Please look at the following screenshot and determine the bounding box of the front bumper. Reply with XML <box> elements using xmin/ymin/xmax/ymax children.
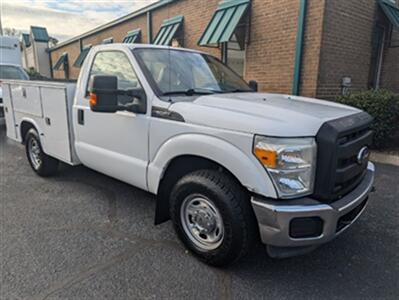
<box><xmin>252</xmin><ymin>162</ymin><xmax>375</xmax><ymax>256</ymax></box>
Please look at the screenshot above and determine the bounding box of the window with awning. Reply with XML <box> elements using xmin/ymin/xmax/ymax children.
<box><xmin>73</xmin><ymin>45</ymin><xmax>92</xmax><ymax>68</ymax></box>
<box><xmin>198</xmin><ymin>0</ymin><xmax>250</xmax><ymax>47</ymax></box>
<box><xmin>53</xmin><ymin>53</ymin><xmax>68</xmax><ymax>70</ymax></box>
<box><xmin>22</xmin><ymin>34</ymin><xmax>31</xmax><ymax>48</ymax></box>
<box><xmin>379</xmin><ymin>0</ymin><xmax>399</xmax><ymax>28</ymax></box>
<box><xmin>153</xmin><ymin>15</ymin><xmax>184</xmax><ymax>46</ymax></box>
<box><xmin>102</xmin><ymin>38</ymin><xmax>113</xmax><ymax>44</ymax></box>
<box><xmin>123</xmin><ymin>29</ymin><xmax>141</xmax><ymax>43</ymax></box>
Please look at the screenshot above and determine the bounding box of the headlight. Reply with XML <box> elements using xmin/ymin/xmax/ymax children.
<box><xmin>253</xmin><ymin>136</ymin><xmax>317</xmax><ymax>198</ymax></box>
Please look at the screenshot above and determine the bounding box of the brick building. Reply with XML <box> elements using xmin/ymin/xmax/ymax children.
<box><xmin>49</xmin><ymin>0</ymin><xmax>399</xmax><ymax>99</ymax></box>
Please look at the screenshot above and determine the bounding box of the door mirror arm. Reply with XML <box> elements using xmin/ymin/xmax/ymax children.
<box><xmin>118</xmin><ymin>101</ymin><xmax>142</xmax><ymax>114</ymax></box>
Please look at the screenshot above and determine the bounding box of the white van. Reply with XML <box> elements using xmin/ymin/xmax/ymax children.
<box><xmin>0</xmin><ymin>36</ymin><xmax>23</xmax><ymax>66</ymax></box>
<box><xmin>0</xmin><ymin>36</ymin><xmax>29</xmax><ymax>120</ymax></box>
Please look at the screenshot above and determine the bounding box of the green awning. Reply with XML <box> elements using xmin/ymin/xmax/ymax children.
<box><xmin>153</xmin><ymin>15</ymin><xmax>184</xmax><ymax>45</ymax></box>
<box><xmin>53</xmin><ymin>53</ymin><xmax>68</xmax><ymax>70</ymax></box>
<box><xmin>31</xmin><ymin>26</ymin><xmax>49</xmax><ymax>42</ymax></box>
<box><xmin>379</xmin><ymin>0</ymin><xmax>399</xmax><ymax>27</ymax></box>
<box><xmin>123</xmin><ymin>29</ymin><xmax>141</xmax><ymax>43</ymax></box>
<box><xmin>198</xmin><ymin>0</ymin><xmax>250</xmax><ymax>46</ymax></box>
<box><xmin>73</xmin><ymin>45</ymin><xmax>92</xmax><ymax>68</ymax></box>
<box><xmin>102</xmin><ymin>37</ymin><xmax>113</xmax><ymax>44</ymax></box>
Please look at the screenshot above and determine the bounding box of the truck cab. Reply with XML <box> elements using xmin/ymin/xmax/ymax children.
<box><xmin>3</xmin><ymin>44</ymin><xmax>375</xmax><ymax>266</ymax></box>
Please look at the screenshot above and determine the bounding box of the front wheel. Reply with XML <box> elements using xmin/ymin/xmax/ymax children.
<box><xmin>170</xmin><ymin>170</ymin><xmax>258</xmax><ymax>266</ymax></box>
<box><xmin>25</xmin><ymin>128</ymin><xmax>59</xmax><ymax>177</ymax></box>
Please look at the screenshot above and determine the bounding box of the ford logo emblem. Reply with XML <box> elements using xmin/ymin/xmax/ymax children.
<box><xmin>357</xmin><ymin>146</ymin><xmax>370</xmax><ymax>165</ymax></box>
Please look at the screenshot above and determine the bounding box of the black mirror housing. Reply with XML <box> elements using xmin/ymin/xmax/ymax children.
<box><xmin>249</xmin><ymin>80</ymin><xmax>258</xmax><ymax>92</ymax></box>
<box><xmin>89</xmin><ymin>75</ymin><xmax>147</xmax><ymax>114</ymax></box>
<box><xmin>89</xmin><ymin>75</ymin><xmax>119</xmax><ymax>113</ymax></box>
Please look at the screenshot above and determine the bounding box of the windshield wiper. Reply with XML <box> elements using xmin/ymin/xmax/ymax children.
<box><xmin>162</xmin><ymin>88</ymin><xmax>219</xmax><ymax>96</ymax></box>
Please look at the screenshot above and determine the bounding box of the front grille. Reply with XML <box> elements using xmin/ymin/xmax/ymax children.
<box><xmin>336</xmin><ymin>197</ymin><xmax>368</xmax><ymax>232</ymax></box>
<box><xmin>313</xmin><ymin>112</ymin><xmax>373</xmax><ymax>202</ymax></box>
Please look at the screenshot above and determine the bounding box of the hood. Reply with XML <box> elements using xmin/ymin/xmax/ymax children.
<box><xmin>170</xmin><ymin>93</ymin><xmax>361</xmax><ymax>137</ymax></box>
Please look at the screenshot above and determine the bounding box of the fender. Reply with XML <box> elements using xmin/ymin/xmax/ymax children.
<box><xmin>18</xmin><ymin>117</ymin><xmax>54</xmax><ymax>157</ymax></box>
<box><xmin>147</xmin><ymin>133</ymin><xmax>277</xmax><ymax>199</ymax></box>
<box><xmin>19</xmin><ymin>117</ymin><xmax>42</xmax><ymax>141</ymax></box>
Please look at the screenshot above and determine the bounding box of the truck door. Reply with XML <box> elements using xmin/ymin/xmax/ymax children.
<box><xmin>73</xmin><ymin>50</ymin><xmax>149</xmax><ymax>191</ymax></box>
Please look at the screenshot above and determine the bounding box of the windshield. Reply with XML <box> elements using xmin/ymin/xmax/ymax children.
<box><xmin>0</xmin><ymin>65</ymin><xmax>29</xmax><ymax>80</ymax></box>
<box><xmin>134</xmin><ymin>48</ymin><xmax>252</xmax><ymax>97</ymax></box>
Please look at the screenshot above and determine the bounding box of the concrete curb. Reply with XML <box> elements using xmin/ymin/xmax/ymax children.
<box><xmin>371</xmin><ymin>152</ymin><xmax>399</xmax><ymax>167</ymax></box>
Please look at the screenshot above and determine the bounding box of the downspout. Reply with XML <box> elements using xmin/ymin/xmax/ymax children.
<box><xmin>292</xmin><ymin>0</ymin><xmax>307</xmax><ymax>96</ymax></box>
<box><xmin>147</xmin><ymin>11</ymin><xmax>153</xmax><ymax>43</ymax></box>
<box><xmin>48</xmin><ymin>49</ymin><xmax>54</xmax><ymax>79</ymax></box>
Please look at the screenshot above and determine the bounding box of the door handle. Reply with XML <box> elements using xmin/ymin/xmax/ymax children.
<box><xmin>78</xmin><ymin>109</ymin><xmax>84</xmax><ymax>125</ymax></box>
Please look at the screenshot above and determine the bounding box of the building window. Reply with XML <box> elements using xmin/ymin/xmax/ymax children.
<box><xmin>53</xmin><ymin>52</ymin><xmax>69</xmax><ymax>78</ymax></box>
<box><xmin>73</xmin><ymin>45</ymin><xmax>92</xmax><ymax>68</ymax></box>
<box><xmin>153</xmin><ymin>15</ymin><xmax>184</xmax><ymax>46</ymax></box>
<box><xmin>123</xmin><ymin>29</ymin><xmax>141</xmax><ymax>44</ymax></box>
<box><xmin>223</xmin><ymin>34</ymin><xmax>246</xmax><ymax>77</ymax></box>
<box><xmin>198</xmin><ymin>0</ymin><xmax>250</xmax><ymax>78</ymax></box>
<box><xmin>369</xmin><ymin>25</ymin><xmax>386</xmax><ymax>89</ymax></box>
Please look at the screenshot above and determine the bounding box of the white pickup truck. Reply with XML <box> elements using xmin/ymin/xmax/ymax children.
<box><xmin>2</xmin><ymin>44</ymin><xmax>375</xmax><ymax>266</ymax></box>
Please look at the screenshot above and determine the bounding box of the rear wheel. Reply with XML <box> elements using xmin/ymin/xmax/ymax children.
<box><xmin>170</xmin><ymin>169</ymin><xmax>258</xmax><ymax>266</ymax></box>
<box><xmin>25</xmin><ymin>128</ymin><xmax>59</xmax><ymax>176</ymax></box>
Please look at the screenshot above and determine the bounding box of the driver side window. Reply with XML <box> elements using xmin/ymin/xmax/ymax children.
<box><xmin>88</xmin><ymin>51</ymin><xmax>141</xmax><ymax>105</ymax></box>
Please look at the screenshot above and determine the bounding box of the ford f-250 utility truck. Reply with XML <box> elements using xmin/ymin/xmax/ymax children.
<box><xmin>2</xmin><ymin>44</ymin><xmax>375</xmax><ymax>266</ymax></box>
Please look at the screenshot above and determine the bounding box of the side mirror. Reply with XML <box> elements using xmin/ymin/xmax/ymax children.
<box><xmin>89</xmin><ymin>75</ymin><xmax>119</xmax><ymax>113</ymax></box>
<box><xmin>89</xmin><ymin>75</ymin><xmax>147</xmax><ymax>114</ymax></box>
<box><xmin>249</xmin><ymin>80</ymin><xmax>258</xmax><ymax>92</ymax></box>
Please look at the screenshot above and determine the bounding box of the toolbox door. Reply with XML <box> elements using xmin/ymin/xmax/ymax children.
<box><xmin>40</xmin><ymin>87</ymin><xmax>73</xmax><ymax>163</ymax></box>
<box><xmin>2</xmin><ymin>83</ymin><xmax>18</xmax><ymax>140</ymax></box>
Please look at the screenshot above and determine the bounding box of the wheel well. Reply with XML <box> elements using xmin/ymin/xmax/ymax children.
<box><xmin>20</xmin><ymin>121</ymin><xmax>36</xmax><ymax>143</ymax></box>
<box><xmin>155</xmin><ymin>155</ymin><xmax>245</xmax><ymax>225</ymax></box>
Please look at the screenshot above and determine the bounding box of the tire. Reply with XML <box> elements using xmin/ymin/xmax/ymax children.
<box><xmin>25</xmin><ymin>128</ymin><xmax>59</xmax><ymax>177</ymax></box>
<box><xmin>170</xmin><ymin>169</ymin><xmax>258</xmax><ymax>266</ymax></box>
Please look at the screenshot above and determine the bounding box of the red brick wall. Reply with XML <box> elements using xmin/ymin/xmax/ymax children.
<box><xmin>151</xmin><ymin>0</ymin><xmax>221</xmax><ymax>57</ymax></box>
<box><xmin>316</xmin><ymin>0</ymin><xmax>378</xmax><ymax>99</ymax></box>
<box><xmin>299</xmin><ymin>0</ymin><xmax>326</xmax><ymax>97</ymax></box>
<box><xmin>51</xmin><ymin>41</ymin><xmax>80</xmax><ymax>79</ymax></box>
<box><xmin>245</xmin><ymin>0</ymin><xmax>300</xmax><ymax>94</ymax></box>
<box><xmin>316</xmin><ymin>0</ymin><xmax>399</xmax><ymax>99</ymax></box>
<box><xmin>82</xmin><ymin>14</ymin><xmax>148</xmax><ymax>46</ymax></box>
<box><xmin>49</xmin><ymin>0</ymin><xmax>398</xmax><ymax>97</ymax></box>
<box><xmin>49</xmin><ymin>0</ymin><xmax>324</xmax><ymax>94</ymax></box>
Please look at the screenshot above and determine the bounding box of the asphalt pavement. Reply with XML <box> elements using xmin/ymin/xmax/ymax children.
<box><xmin>1</xmin><ymin>124</ymin><xmax>398</xmax><ymax>299</ymax></box>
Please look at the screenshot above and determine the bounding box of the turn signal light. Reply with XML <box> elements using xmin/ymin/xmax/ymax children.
<box><xmin>254</xmin><ymin>148</ymin><xmax>277</xmax><ymax>168</ymax></box>
<box><xmin>89</xmin><ymin>92</ymin><xmax>97</xmax><ymax>107</ymax></box>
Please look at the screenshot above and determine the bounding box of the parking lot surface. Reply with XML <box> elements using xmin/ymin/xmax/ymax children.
<box><xmin>1</xmin><ymin>125</ymin><xmax>398</xmax><ymax>299</ymax></box>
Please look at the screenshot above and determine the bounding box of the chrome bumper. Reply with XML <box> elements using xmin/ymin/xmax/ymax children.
<box><xmin>252</xmin><ymin>162</ymin><xmax>375</xmax><ymax>252</ymax></box>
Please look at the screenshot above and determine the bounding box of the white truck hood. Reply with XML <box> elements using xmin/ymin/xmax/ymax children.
<box><xmin>170</xmin><ymin>93</ymin><xmax>361</xmax><ymax>137</ymax></box>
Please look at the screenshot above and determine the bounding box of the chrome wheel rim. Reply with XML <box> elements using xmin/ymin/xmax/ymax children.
<box><xmin>180</xmin><ymin>194</ymin><xmax>224</xmax><ymax>251</ymax></box>
<box><xmin>28</xmin><ymin>138</ymin><xmax>42</xmax><ymax>170</ymax></box>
